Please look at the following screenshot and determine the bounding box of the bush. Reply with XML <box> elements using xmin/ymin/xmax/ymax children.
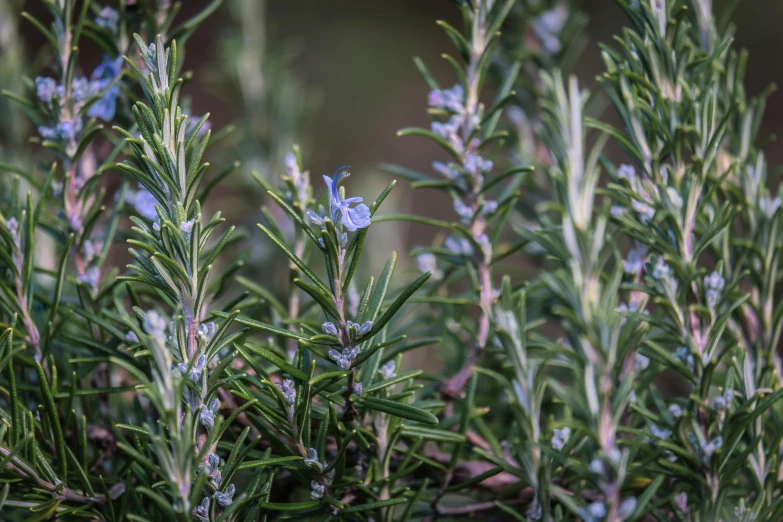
<box><xmin>0</xmin><ymin>0</ymin><xmax>779</xmax><ymax>520</ymax></box>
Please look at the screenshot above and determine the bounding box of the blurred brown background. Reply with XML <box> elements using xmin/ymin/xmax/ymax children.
<box><xmin>182</xmin><ymin>0</ymin><xmax>783</xmax><ymax>243</ymax></box>
<box><xmin>11</xmin><ymin>0</ymin><xmax>783</xmax><ymax>245</ymax></box>
<box><xmin>6</xmin><ymin>0</ymin><xmax>781</xmax><ymax>278</ymax></box>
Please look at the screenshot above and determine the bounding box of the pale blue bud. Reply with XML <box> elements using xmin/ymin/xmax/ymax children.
<box><xmin>380</xmin><ymin>360</ymin><xmax>396</xmax><ymax>380</ymax></box>
<box><xmin>215</xmin><ymin>484</ymin><xmax>235</xmax><ymax>506</ymax></box>
<box><xmin>200</xmin><ymin>407</ymin><xmax>214</xmax><ymax>429</ymax></box>
<box><xmin>95</xmin><ymin>7</ymin><xmax>120</xmax><ymax>32</ymax></box>
<box><xmin>322</xmin><ymin>322</ymin><xmax>338</xmax><ymax>336</ymax></box>
<box><xmin>310</xmin><ymin>481</ymin><xmax>325</xmax><ymax>500</ymax></box>
<box><xmin>551</xmin><ymin>427</ymin><xmax>570</xmax><ymax>450</ymax></box>
<box><xmin>307</xmin><ymin>211</ymin><xmax>324</xmax><ymax>225</ymax></box>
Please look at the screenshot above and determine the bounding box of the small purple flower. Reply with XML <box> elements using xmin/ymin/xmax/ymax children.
<box><xmin>701</xmin><ymin>435</ymin><xmax>723</xmax><ymax>457</ymax></box>
<box><xmin>182</xmin><ymin>355</ymin><xmax>207</xmax><ymax>382</ymax></box>
<box><xmin>532</xmin><ymin>6</ymin><xmax>568</xmax><ymax>55</ymax></box>
<box><xmin>380</xmin><ymin>360</ymin><xmax>396</xmax><ymax>380</ymax></box>
<box><xmin>92</xmin><ymin>55</ymin><xmax>123</xmax><ymax>86</ymax></box>
<box><xmin>38</xmin><ymin>126</ymin><xmax>59</xmax><ymax>141</ymax></box>
<box><xmin>71</xmin><ymin>77</ymin><xmax>96</xmax><ymax>106</ymax></box>
<box><xmin>215</xmin><ymin>484</ymin><xmax>235</xmax><ymax>507</ymax></box>
<box><xmin>39</xmin><ymin>118</ymin><xmax>83</xmax><ymax>144</ymax></box>
<box><xmin>276</xmin><ymin>379</ymin><xmax>296</xmax><ymax>404</ymax></box>
<box><xmin>618</xmin><ymin>498</ymin><xmax>637</xmax><ymax>519</ymax></box>
<box><xmin>125</xmin><ymin>331</ymin><xmax>139</xmax><ymax>343</ymax></box>
<box><xmin>285</xmin><ymin>152</ymin><xmax>299</xmax><ymax>175</ymax></box>
<box><xmin>192</xmin><ymin>496</ymin><xmax>210</xmax><ymax>522</ymax></box>
<box><xmin>346</xmin><ymin>320</ymin><xmax>373</xmax><ymax>337</ymax></box>
<box><xmin>674</xmin><ymin>346</ymin><xmax>695</xmax><ymax>372</ymax></box>
<box><xmin>77</xmin><ymin>267</ymin><xmax>101</xmax><ymax>291</ymax></box>
<box><xmin>464</xmin><ymin>153</ymin><xmax>493</xmax><ymax>178</ymax></box>
<box><xmin>82</xmin><ymin>240</ymin><xmax>101</xmax><ymax>262</ymax></box>
<box><xmin>197</xmin><ymin>322</ymin><xmax>217</xmax><ymax>343</ymax></box>
<box><xmin>481</xmin><ymin>200</ymin><xmax>498</xmax><ymax>215</ymax></box>
<box><xmin>623</xmin><ymin>245</ymin><xmax>646</xmax><ymax>274</ymax></box>
<box><xmin>634</xmin><ymin>353</ymin><xmax>649</xmax><ymax>371</ymax></box>
<box><xmin>57</xmin><ymin>118</ymin><xmax>83</xmax><ymax>142</ymax></box>
<box><xmin>307</xmin><ymin>211</ymin><xmax>324</xmax><ymax>226</ymax></box>
<box><xmin>444</xmin><ymin>236</ymin><xmax>472</xmax><ymax>255</ymax></box>
<box><xmin>551</xmin><ymin>427</ymin><xmax>570</xmax><ymax>451</ymax></box>
<box><xmin>416</xmin><ymin>253</ymin><xmax>442</xmax><ymax>280</ymax></box>
<box><xmin>186</xmin><ymin>112</ymin><xmax>211</xmax><ymax>137</ymax></box>
<box><xmin>704</xmin><ymin>271</ymin><xmax>725</xmax><ymax>310</ymax></box>
<box><xmin>328</xmin><ymin>347</ymin><xmax>358</xmax><ymax>369</ymax></box>
<box><xmin>453</xmin><ymin>199</ymin><xmax>473</xmax><ymax>223</ymax></box>
<box><xmin>180</xmin><ymin>219</ymin><xmax>195</xmax><ymax>241</ymax></box>
<box><xmin>617</xmin><ymin>163</ymin><xmax>636</xmax><ymax>182</ymax></box>
<box><xmin>610</xmin><ymin>205</ymin><xmax>625</xmax><ymax>218</ymax></box>
<box><xmin>650</xmin><ymin>424</ymin><xmax>671</xmax><ymax>440</ymax></box>
<box><xmin>674</xmin><ymin>492</ymin><xmax>688</xmax><ymax>513</ymax></box>
<box><xmin>143</xmin><ymin>310</ymin><xmax>167</xmax><ymax>338</ymax></box>
<box><xmin>760</xmin><ymin>195</ymin><xmax>782</xmax><ymax>219</ymax></box>
<box><xmin>526</xmin><ymin>497</ymin><xmax>542</xmax><ymax>521</ymax></box>
<box><xmin>323</xmin><ymin>167</ymin><xmax>371</xmax><ymax>232</ymax></box>
<box><xmin>431</xmin><ymin>115</ymin><xmax>461</xmax><ymax>140</ymax></box>
<box><xmin>87</xmin><ymin>55</ymin><xmax>123</xmax><ymax>120</ymax></box>
<box><xmin>199</xmin><ymin>398</ymin><xmax>220</xmax><ymax>429</ymax></box>
<box><xmin>578</xmin><ymin>501</ymin><xmax>607</xmax><ymax>522</ymax></box>
<box><xmin>128</xmin><ymin>187</ymin><xmax>158</xmax><ymax>220</ymax></box>
<box><xmin>632</xmin><ymin>200</ymin><xmax>655</xmax><ymax>223</ymax></box>
<box><xmin>304</xmin><ymin>448</ymin><xmax>322</xmax><ymax>470</ymax></box>
<box><xmin>310</xmin><ymin>481</ymin><xmax>325</xmax><ymax>500</ymax></box>
<box><xmin>6</xmin><ymin>217</ymin><xmax>18</xmax><ymax>235</ymax></box>
<box><xmin>35</xmin><ymin>77</ymin><xmax>57</xmax><ymax>103</ymax></box>
<box><xmin>427</xmin><ymin>89</ymin><xmax>445</xmax><ymax>107</ymax></box>
<box><xmin>322</xmin><ymin>322</ymin><xmax>338</xmax><ymax>336</ymax></box>
<box><xmin>95</xmin><ymin>7</ymin><xmax>120</xmax><ymax>32</ymax></box>
<box><xmin>432</xmin><ymin>161</ymin><xmax>459</xmax><ymax>180</ymax></box>
<box><xmin>427</xmin><ymin>84</ymin><xmax>464</xmax><ymax>112</ymax></box>
<box><xmin>88</xmin><ymin>86</ymin><xmax>120</xmax><ymax>121</ymax></box>
<box><xmin>713</xmin><ymin>389</ymin><xmax>732</xmax><ymax>411</ymax></box>
<box><xmin>69</xmin><ymin>213</ymin><xmax>83</xmax><ymax>232</ymax></box>
<box><xmin>589</xmin><ymin>458</ymin><xmax>604</xmax><ymax>475</ymax></box>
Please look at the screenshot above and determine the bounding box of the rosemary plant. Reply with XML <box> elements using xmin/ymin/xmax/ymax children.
<box><xmin>2</xmin><ymin>0</ymin><xmax>783</xmax><ymax>521</ymax></box>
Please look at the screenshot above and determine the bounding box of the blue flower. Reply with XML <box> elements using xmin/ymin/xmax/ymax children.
<box><xmin>87</xmin><ymin>55</ymin><xmax>123</xmax><ymax>120</ymax></box>
<box><xmin>127</xmin><ymin>187</ymin><xmax>158</xmax><ymax>220</ymax></box>
<box><xmin>35</xmin><ymin>77</ymin><xmax>57</xmax><ymax>103</ymax></box>
<box><xmin>77</xmin><ymin>267</ymin><xmax>101</xmax><ymax>291</ymax></box>
<box><xmin>38</xmin><ymin>125</ymin><xmax>59</xmax><ymax>141</ymax></box>
<box><xmin>95</xmin><ymin>7</ymin><xmax>119</xmax><ymax>32</ymax></box>
<box><xmin>88</xmin><ymin>86</ymin><xmax>120</xmax><ymax>121</ymax></box>
<box><xmin>55</xmin><ymin>118</ymin><xmax>83</xmax><ymax>142</ymax></box>
<box><xmin>91</xmin><ymin>55</ymin><xmax>123</xmax><ymax>86</ymax></box>
<box><xmin>215</xmin><ymin>484</ymin><xmax>235</xmax><ymax>507</ymax></box>
<box><xmin>323</xmin><ymin>167</ymin><xmax>371</xmax><ymax>232</ymax></box>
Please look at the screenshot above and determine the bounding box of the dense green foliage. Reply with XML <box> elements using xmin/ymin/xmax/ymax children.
<box><xmin>1</xmin><ymin>0</ymin><xmax>781</xmax><ymax>521</ymax></box>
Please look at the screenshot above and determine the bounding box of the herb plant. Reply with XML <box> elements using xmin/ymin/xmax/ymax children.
<box><xmin>1</xmin><ymin>1</ymin><xmax>782</xmax><ymax>521</ymax></box>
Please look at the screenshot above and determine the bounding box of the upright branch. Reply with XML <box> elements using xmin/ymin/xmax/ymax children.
<box><xmin>117</xmin><ymin>34</ymin><xmax>238</xmax><ymax>518</ymax></box>
<box><xmin>393</xmin><ymin>0</ymin><xmax>525</xmax><ymax>399</ymax></box>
